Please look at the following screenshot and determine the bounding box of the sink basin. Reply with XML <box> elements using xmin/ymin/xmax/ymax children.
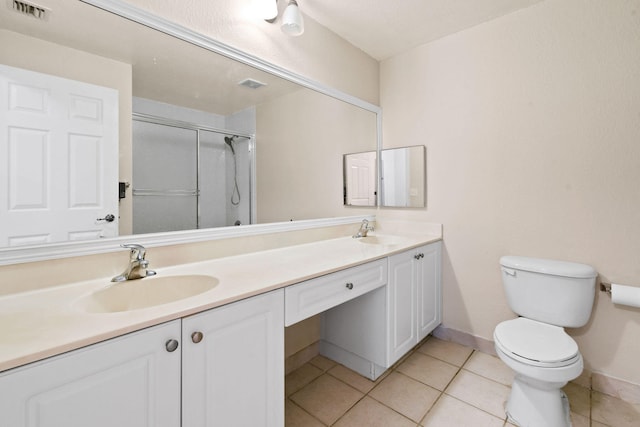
<box><xmin>357</xmin><ymin>236</ymin><xmax>400</xmax><ymax>246</ymax></box>
<box><xmin>75</xmin><ymin>275</ymin><xmax>218</xmax><ymax>313</ymax></box>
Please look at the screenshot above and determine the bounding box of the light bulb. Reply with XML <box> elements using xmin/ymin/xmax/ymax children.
<box><xmin>281</xmin><ymin>0</ymin><xmax>304</xmax><ymax>36</ymax></box>
<box><xmin>259</xmin><ymin>0</ymin><xmax>278</xmax><ymax>22</ymax></box>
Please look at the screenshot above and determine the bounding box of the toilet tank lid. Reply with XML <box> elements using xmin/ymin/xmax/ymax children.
<box><xmin>500</xmin><ymin>256</ymin><xmax>597</xmax><ymax>279</ymax></box>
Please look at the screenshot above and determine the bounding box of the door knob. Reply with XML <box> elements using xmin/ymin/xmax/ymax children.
<box><xmin>97</xmin><ymin>214</ymin><xmax>115</xmax><ymax>222</ymax></box>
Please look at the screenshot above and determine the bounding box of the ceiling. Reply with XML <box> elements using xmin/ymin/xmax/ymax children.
<box><xmin>0</xmin><ymin>0</ymin><xmax>303</xmax><ymax>115</ymax></box>
<box><xmin>0</xmin><ymin>0</ymin><xmax>548</xmax><ymax>114</ymax></box>
<box><xmin>302</xmin><ymin>0</ymin><xmax>547</xmax><ymax>60</ymax></box>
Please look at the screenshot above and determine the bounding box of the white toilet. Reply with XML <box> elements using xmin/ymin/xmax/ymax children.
<box><xmin>494</xmin><ymin>256</ymin><xmax>597</xmax><ymax>427</ymax></box>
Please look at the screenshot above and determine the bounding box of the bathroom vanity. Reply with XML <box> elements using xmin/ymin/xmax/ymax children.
<box><xmin>0</xmin><ymin>232</ymin><xmax>441</xmax><ymax>427</ymax></box>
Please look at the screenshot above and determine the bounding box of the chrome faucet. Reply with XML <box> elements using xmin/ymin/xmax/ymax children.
<box><xmin>353</xmin><ymin>219</ymin><xmax>374</xmax><ymax>238</ymax></box>
<box><xmin>112</xmin><ymin>244</ymin><xmax>157</xmax><ymax>282</ymax></box>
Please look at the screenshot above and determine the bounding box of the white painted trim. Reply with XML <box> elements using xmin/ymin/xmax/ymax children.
<box><xmin>0</xmin><ymin>215</ymin><xmax>376</xmax><ymax>266</ymax></box>
<box><xmin>81</xmin><ymin>0</ymin><xmax>381</xmax><ymax>114</ymax></box>
<box><xmin>0</xmin><ymin>1</ymin><xmax>382</xmax><ymax>266</ymax></box>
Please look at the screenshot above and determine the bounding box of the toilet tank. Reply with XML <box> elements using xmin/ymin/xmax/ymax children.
<box><xmin>500</xmin><ymin>256</ymin><xmax>597</xmax><ymax>328</ymax></box>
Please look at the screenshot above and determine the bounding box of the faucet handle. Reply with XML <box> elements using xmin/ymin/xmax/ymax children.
<box><xmin>122</xmin><ymin>243</ymin><xmax>146</xmax><ymax>260</ymax></box>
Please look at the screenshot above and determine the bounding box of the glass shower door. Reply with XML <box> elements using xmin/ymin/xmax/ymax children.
<box><xmin>132</xmin><ymin>121</ymin><xmax>198</xmax><ymax>234</ymax></box>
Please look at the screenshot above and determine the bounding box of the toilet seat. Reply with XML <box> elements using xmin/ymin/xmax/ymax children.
<box><xmin>494</xmin><ymin>318</ymin><xmax>579</xmax><ymax>368</ymax></box>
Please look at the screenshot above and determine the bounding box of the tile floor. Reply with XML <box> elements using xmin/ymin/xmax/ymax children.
<box><xmin>285</xmin><ymin>336</ymin><xmax>640</xmax><ymax>427</ymax></box>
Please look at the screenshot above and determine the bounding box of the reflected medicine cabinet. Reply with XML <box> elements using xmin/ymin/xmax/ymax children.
<box><xmin>343</xmin><ymin>145</ymin><xmax>426</xmax><ymax>208</ymax></box>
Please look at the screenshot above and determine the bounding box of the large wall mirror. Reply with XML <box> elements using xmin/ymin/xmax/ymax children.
<box><xmin>0</xmin><ymin>0</ymin><xmax>379</xmax><ymax>261</ymax></box>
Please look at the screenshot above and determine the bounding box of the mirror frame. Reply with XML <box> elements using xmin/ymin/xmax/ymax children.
<box><xmin>0</xmin><ymin>0</ymin><xmax>381</xmax><ymax>266</ymax></box>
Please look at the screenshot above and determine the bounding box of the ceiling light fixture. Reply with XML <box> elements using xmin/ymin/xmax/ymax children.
<box><xmin>259</xmin><ymin>0</ymin><xmax>278</xmax><ymax>22</ymax></box>
<box><xmin>263</xmin><ymin>0</ymin><xmax>304</xmax><ymax>37</ymax></box>
<box><xmin>281</xmin><ymin>0</ymin><xmax>304</xmax><ymax>36</ymax></box>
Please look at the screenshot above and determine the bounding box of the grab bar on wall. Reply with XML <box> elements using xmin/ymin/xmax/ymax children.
<box><xmin>132</xmin><ymin>189</ymin><xmax>200</xmax><ymax>197</ymax></box>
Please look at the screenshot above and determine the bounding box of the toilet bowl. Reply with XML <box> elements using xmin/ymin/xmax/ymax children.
<box><xmin>494</xmin><ymin>317</ymin><xmax>583</xmax><ymax>427</ymax></box>
<box><xmin>494</xmin><ymin>256</ymin><xmax>597</xmax><ymax>427</ymax></box>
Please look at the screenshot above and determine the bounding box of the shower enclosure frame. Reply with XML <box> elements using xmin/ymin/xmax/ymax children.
<box><xmin>132</xmin><ymin>112</ymin><xmax>256</xmax><ymax>230</ymax></box>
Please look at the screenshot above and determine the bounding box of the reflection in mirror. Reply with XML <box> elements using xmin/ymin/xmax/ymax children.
<box><xmin>380</xmin><ymin>146</ymin><xmax>426</xmax><ymax>208</ymax></box>
<box><xmin>343</xmin><ymin>151</ymin><xmax>377</xmax><ymax>206</ymax></box>
<box><xmin>0</xmin><ymin>0</ymin><xmax>378</xmax><ymax>251</ymax></box>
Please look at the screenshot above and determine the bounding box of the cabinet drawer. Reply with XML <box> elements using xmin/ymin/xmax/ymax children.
<box><xmin>285</xmin><ymin>259</ymin><xmax>387</xmax><ymax>326</ymax></box>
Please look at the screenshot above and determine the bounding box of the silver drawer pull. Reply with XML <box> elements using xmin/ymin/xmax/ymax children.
<box><xmin>345</xmin><ymin>282</ymin><xmax>354</xmax><ymax>290</ymax></box>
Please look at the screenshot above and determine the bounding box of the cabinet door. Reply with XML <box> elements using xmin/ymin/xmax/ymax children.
<box><xmin>387</xmin><ymin>250</ymin><xmax>417</xmax><ymax>365</ymax></box>
<box><xmin>0</xmin><ymin>320</ymin><xmax>181</xmax><ymax>427</ymax></box>
<box><xmin>182</xmin><ymin>289</ymin><xmax>284</xmax><ymax>427</ymax></box>
<box><xmin>417</xmin><ymin>241</ymin><xmax>443</xmax><ymax>341</ymax></box>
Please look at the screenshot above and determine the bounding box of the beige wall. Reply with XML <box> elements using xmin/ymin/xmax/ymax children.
<box><xmin>380</xmin><ymin>0</ymin><xmax>640</xmax><ymax>384</ymax></box>
<box><xmin>0</xmin><ymin>30</ymin><xmax>134</xmax><ymax>235</ymax></box>
<box><xmin>121</xmin><ymin>0</ymin><xmax>379</xmax><ymax>105</ymax></box>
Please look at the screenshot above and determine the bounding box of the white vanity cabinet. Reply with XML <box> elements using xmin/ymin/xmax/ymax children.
<box><xmin>320</xmin><ymin>241</ymin><xmax>442</xmax><ymax>379</ymax></box>
<box><xmin>388</xmin><ymin>241</ymin><xmax>442</xmax><ymax>365</ymax></box>
<box><xmin>0</xmin><ymin>320</ymin><xmax>182</xmax><ymax>427</ymax></box>
<box><xmin>0</xmin><ymin>289</ymin><xmax>284</xmax><ymax>427</ymax></box>
<box><xmin>181</xmin><ymin>289</ymin><xmax>284</xmax><ymax>427</ymax></box>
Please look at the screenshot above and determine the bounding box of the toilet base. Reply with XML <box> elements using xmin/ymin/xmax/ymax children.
<box><xmin>506</xmin><ymin>375</ymin><xmax>572</xmax><ymax>427</ymax></box>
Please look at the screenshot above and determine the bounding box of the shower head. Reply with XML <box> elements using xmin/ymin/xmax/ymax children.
<box><xmin>224</xmin><ymin>135</ymin><xmax>237</xmax><ymax>155</ymax></box>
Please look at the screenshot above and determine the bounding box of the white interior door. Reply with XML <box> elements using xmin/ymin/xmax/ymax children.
<box><xmin>0</xmin><ymin>64</ymin><xmax>118</xmax><ymax>247</ymax></box>
<box><xmin>345</xmin><ymin>151</ymin><xmax>377</xmax><ymax>206</ymax></box>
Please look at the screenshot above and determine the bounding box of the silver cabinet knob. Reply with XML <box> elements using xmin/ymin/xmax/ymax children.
<box><xmin>165</xmin><ymin>339</ymin><xmax>179</xmax><ymax>352</ymax></box>
<box><xmin>191</xmin><ymin>331</ymin><xmax>204</xmax><ymax>344</ymax></box>
<box><xmin>345</xmin><ymin>282</ymin><xmax>354</xmax><ymax>290</ymax></box>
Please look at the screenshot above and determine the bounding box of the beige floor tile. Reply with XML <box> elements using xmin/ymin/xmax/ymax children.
<box><xmin>564</xmin><ymin>382</ymin><xmax>590</xmax><ymax>418</ymax></box>
<box><xmin>396</xmin><ymin>352</ymin><xmax>459</xmax><ymax>391</ymax></box>
<box><xmin>591</xmin><ymin>390</ymin><xmax>640</xmax><ymax>427</ymax></box>
<box><xmin>570</xmin><ymin>411</ymin><xmax>590</xmax><ymax>427</ymax></box>
<box><xmin>283</xmin><ymin>342</ymin><xmax>640</xmax><ymax>427</ymax></box>
<box><xmin>389</xmin><ymin>346</ymin><xmax>417</xmax><ymax>370</ymax></box>
<box><xmin>369</xmin><ymin>371</ymin><xmax>440</xmax><ymax>422</ymax></box>
<box><xmin>463</xmin><ymin>351</ymin><xmax>515</xmax><ymax>386</ymax></box>
<box><xmin>417</xmin><ymin>337</ymin><xmax>473</xmax><ymax>367</ymax></box>
<box><xmin>285</xmin><ymin>363</ymin><xmax>323</xmax><ymax>396</ymax></box>
<box><xmin>333</xmin><ymin>396</ymin><xmax>417</xmax><ymax>427</ymax></box>
<box><xmin>328</xmin><ymin>364</ymin><xmax>380</xmax><ymax>393</ymax></box>
<box><xmin>309</xmin><ymin>355</ymin><xmax>337</xmax><ymax>372</ymax></box>
<box><xmin>421</xmin><ymin>395</ymin><xmax>504</xmax><ymax>427</ymax></box>
<box><xmin>290</xmin><ymin>374</ymin><xmax>363</xmax><ymax>425</ymax></box>
<box><xmin>445</xmin><ymin>370</ymin><xmax>510</xmax><ymax>418</ymax></box>
<box><xmin>285</xmin><ymin>399</ymin><xmax>325</xmax><ymax>427</ymax></box>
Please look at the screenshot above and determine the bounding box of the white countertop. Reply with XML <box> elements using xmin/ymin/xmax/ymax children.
<box><xmin>0</xmin><ymin>233</ymin><xmax>441</xmax><ymax>372</ymax></box>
